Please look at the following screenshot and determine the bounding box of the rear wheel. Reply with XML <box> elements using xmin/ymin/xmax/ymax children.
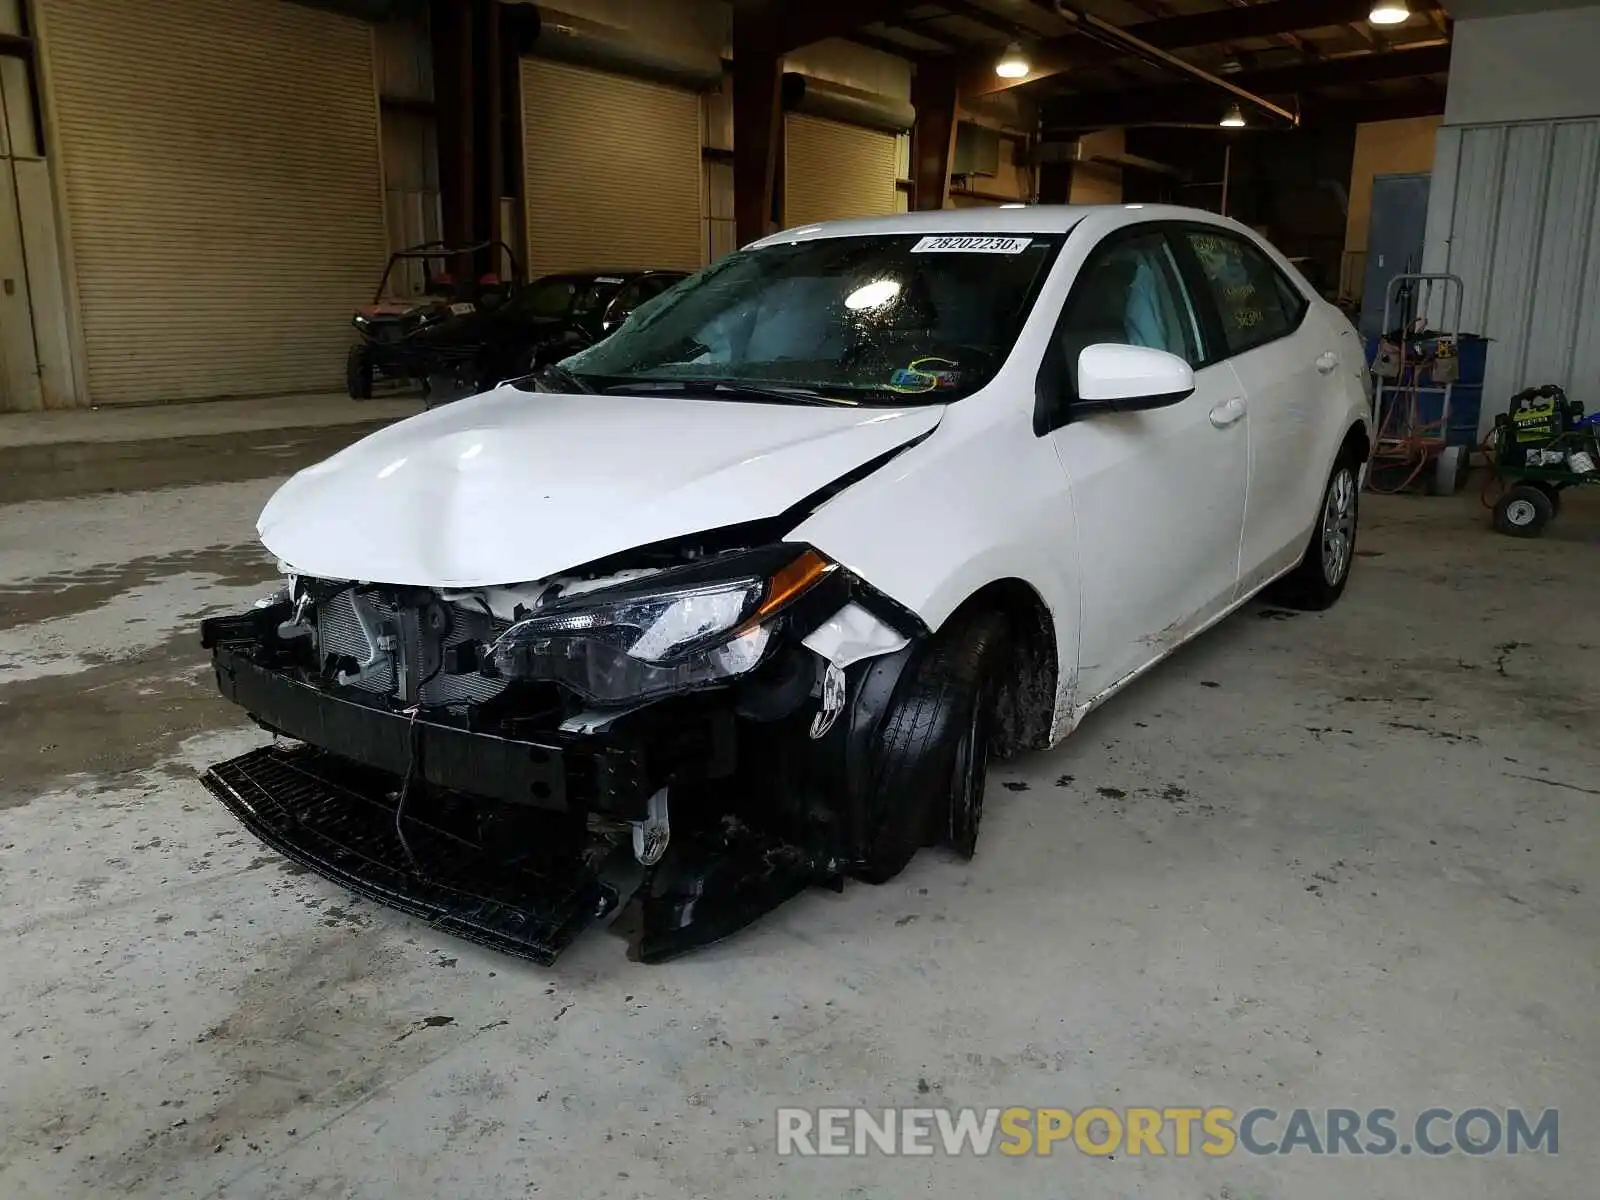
<box><xmin>856</xmin><ymin>610</ymin><xmax>1009</xmax><ymax>883</ymax></box>
<box><xmin>1269</xmin><ymin>451</ymin><xmax>1360</xmax><ymax>611</ymax></box>
<box><xmin>346</xmin><ymin>345</ymin><xmax>374</xmax><ymax>400</ymax></box>
<box><xmin>1494</xmin><ymin>484</ymin><xmax>1554</xmax><ymax>537</ymax></box>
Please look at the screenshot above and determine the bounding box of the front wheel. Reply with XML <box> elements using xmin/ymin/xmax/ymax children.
<box><xmin>1528</xmin><ymin>480</ymin><xmax>1563</xmax><ymax>518</ymax></box>
<box><xmin>1494</xmin><ymin>484</ymin><xmax>1554</xmax><ymax>537</ymax></box>
<box><xmin>855</xmin><ymin>610</ymin><xmax>1009</xmax><ymax>883</ymax></box>
<box><xmin>1269</xmin><ymin>453</ymin><xmax>1360</xmax><ymax>610</ymax></box>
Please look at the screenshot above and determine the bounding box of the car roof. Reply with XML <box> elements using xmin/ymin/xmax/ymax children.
<box><xmin>746</xmin><ymin>203</ymin><xmax>1247</xmax><ymax>248</ymax></box>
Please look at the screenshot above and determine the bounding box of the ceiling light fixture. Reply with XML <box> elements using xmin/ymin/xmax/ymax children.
<box><xmin>1369</xmin><ymin>2</ymin><xmax>1409</xmax><ymax>25</ymax></box>
<box><xmin>1219</xmin><ymin>104</ymin><xmax>1246</xmax><ymax>128</ymax></box>
<box><xmin>994</xmin><ymin>42</ymin><xmax>1030</xmax><ymax>79</ymax></box>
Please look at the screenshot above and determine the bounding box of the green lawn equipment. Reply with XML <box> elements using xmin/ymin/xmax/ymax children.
<box><xmin>1485</xmin><ymin>384</ymin><xmax>1599</xmax><ymax>537</ymax></box>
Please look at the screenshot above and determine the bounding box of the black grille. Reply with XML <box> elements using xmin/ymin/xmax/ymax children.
<box><xmin>201</xmin><ymin>744</ymin><xmax>607</xmax><ymax>964</ymax></box>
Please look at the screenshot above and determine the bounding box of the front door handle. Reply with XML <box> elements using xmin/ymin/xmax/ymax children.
<box><xmin>1316</xmin><ymin>351</ymin><xmax>1339</xmax><ymax>374</ymax></box>
<box><xmin>1209</xmin><ymin>397</ymin><xmax>1246</xmax><ymax>429</ymax></box>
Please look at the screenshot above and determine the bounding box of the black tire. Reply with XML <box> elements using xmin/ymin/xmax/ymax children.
<box><xmin>1529</xmin><ymin>480</ymin><xmax>1563</xmax><ymax>517</ymax></box>
<box><xmin>855</xmin><ymin>610</ymin><xmax>1009</xmax><ymax>883</ymax></box>
<box><xmin>1269</xmin><ymin>450</ymin><xmax>1361</xmax><ymax>611</ymax></box>
<box><xmin>346</xmin><ymin>345</ymin><xmax>374</xmax><ymax>400</ymax></box>
<box><xmin>1494</xmin><ymin>484</ymin><xmax>1554</xmax><ymax>537</ymax></box>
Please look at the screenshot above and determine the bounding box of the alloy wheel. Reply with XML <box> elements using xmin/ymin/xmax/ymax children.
<box><xmin>1321</xmin><ymin>467</ymin><xmax>1357</xmax><ymax>586</ymax></box>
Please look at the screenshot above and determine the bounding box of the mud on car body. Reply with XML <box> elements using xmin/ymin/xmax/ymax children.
<box><xmin>203</xmin><ymin>206</ymin><xmax>1370</xmax><ymax>962</ymax></box>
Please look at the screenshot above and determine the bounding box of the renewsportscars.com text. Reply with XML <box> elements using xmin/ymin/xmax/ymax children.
<box><xmin>775</xmin><ymin>1106</ymin><xmax>1558</xmax><ymax>1158</ymax></box>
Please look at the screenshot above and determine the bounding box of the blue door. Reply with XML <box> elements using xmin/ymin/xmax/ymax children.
<box><xmin>1359</xmin><ymin>172</ymin><xmax>1431</xmax><ymax>341</ymax></box>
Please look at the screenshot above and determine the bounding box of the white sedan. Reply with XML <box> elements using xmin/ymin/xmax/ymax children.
<box><xmin>201</xmin><ymin>204</ymin><xmax>1370</xmax><ymax>962</ymax></box>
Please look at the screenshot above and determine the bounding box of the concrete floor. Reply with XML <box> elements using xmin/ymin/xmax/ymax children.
<box><xmin>0</xmin><ymin>394</ymin><xmax>423</xmax><ymax>504</ymax></box>
<box><xmin>0</xmin><ymin>394</ymin><xmax>421</xmax><ymax>449</ymax></box>
<box><xmin>1</xmin><ymin>442</ymin><xmax>1595</xmax><ymax>1199</ymax></box>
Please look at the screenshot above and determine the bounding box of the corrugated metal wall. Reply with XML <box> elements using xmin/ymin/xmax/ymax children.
<box><xmin>0</xmin><ymin>0</ymin><xmax>73</xmax><ymax>411</ymax></box>
<box><xmin>1423</xmin><ymin>119</ymin><xmax>1600</xmax><ymax>432</ymax></box>
<box><xmin>521</xmin><ymin>58</ymin><xmax>703</xmax><ymax>276</ymax></box>
<box><xmin>785</xmin><ymin>114</ymin><xmax>899</xmax><ymax>228</ymax></box>
<box><xmin>36</xmin><ymin>0</ymin><xmax>387</xmax><ymax>405</ymax></box>
<box><xmin>376</xmin><ymin>14</ymin><xmax>441</xmax><ymax>297</ymax></box>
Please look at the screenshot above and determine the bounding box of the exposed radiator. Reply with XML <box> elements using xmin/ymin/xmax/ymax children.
<box><xmin>314</xmin><ymin>590</ymin><xmax>508</xmax><ymax>709</ymax></box>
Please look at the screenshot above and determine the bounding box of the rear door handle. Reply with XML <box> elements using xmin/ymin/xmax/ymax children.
<box><xmin>1316</xmin><ymin>351</ymin><xmax>1339</xmax><ymax>374</ymax></box>
<box><xmin>1209</xmin><ymin>397</ymin><xmax>1246</xmax><ymax>429</ymax></box>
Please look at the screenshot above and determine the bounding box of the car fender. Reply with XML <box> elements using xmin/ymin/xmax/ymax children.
<box><xmin>790</xmin><ymin>394</ymin><xmax>1083</xmax><ymax>741</ymax></box>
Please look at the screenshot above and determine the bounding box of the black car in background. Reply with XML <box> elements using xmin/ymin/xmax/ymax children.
<box><xmin>347</xmin><ymin>248</ymin><xmax>688</xmax><ymax>406</ymax></box>
<box><xmin>512</xmin><ymin>270</ymin><xmax>689</xmax><ymax>366</ymax></box>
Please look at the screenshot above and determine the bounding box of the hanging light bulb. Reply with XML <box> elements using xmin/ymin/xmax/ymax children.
<box><xmin>1219</xmin><ymin>104</ymin><xmax>1246</xmax><ymax>128</ymax></box>
<box><xmin>1369</xmin><ymin>2</ymin><xmax>1410</xmax><ymax>25</ymax></box>
<box><xmin>994</xmin><ymin>42</ymin><xmax>1030</xmax><ymax>79</ymax></box>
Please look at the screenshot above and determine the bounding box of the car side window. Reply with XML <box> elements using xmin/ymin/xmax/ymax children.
<box><xmin>1179</xmin><ymin>230</ymin><xmax>1307</xmax><ymax>356</ymax></box>
<box><xmin>1057</xmin><ymin>231</ymin><xmax>1202</xmax><ymax>391</ymax></box>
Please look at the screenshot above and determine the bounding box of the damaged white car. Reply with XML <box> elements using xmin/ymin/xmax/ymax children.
<box><xmin>201</xmin><ymin>205</ymin><xmax>1371</xmax><ymax>962</ymax></box>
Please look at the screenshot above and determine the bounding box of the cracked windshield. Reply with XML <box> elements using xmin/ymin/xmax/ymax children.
<box><xmin>561</xmin><ymin>233</ymin><xmax>1063</xmax><ymax>404</ymax></box>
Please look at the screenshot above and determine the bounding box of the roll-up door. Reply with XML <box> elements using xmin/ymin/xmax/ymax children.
<box><xmin>785</xmin><ymin>114</ymin><xmax>898</xmax><ymax>228</ymax></box>
<box><xmin>35</xmin><ymin>0</ymin><xmax>386</xmax><ymax>405</ymax></box>
<box><xmin>521</xmin><ymin>58</ymin><xmax>702</xmax><ymax>277</ymax></box>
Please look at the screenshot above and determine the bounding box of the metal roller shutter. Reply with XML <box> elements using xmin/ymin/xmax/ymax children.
<box><xmin>521</xmin><ymin>59</ymin><xmax>702</xmax><ymax>277</ymax></box>
<box><xmin>35</xmin><ymin>0</ymin><xmax>386</xmax><ymax>405</ymax></box>
<box><xmin>784</xmin><ymin>114</ymin><xmax>898</xmax><ymax>229</ymax></box>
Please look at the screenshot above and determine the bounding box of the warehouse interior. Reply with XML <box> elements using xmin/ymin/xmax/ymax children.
<box><xmin>1</xmin><ymin>1</ymin><xmax>1596</xmax><ymax>1197</ymax></box>
<box><xmin>0</xmin><ymin>0</ymin><xmax>1591</xmax><ymax>421</ymax></box>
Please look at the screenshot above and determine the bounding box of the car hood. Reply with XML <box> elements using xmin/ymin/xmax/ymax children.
<box><xmin>258</xmin><ymin>385</ymin><xmax>944</xmax><ymax>587</ymax></box>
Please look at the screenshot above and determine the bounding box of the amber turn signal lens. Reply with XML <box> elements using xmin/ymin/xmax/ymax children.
<box><xmin>753</xmin><ymin>549</ymin><xmax>835</xmax><ymax>621</ymax></box>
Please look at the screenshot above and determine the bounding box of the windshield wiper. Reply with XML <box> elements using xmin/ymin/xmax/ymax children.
<box><xmin>508</xmin><ymin>363</ymin><xmax>595</xmax><ymax>394</ymax></box>
<box><xmin>597</xmin><ymin>380</ymin><xmax>857</xmax><ymax>406</ymax></box>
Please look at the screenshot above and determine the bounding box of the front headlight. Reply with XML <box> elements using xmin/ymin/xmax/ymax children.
<box><xmin>489</xmin><ymin>548</ymin><xmax>834</xmax><ymax>704</ymax></box>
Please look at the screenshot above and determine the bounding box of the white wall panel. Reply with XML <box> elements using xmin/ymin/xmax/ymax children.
<box><xmin>1446</xmin><ymin>8</ymin><xmax>1600</xmax><ymax>126</ymax></box>
<box><xmin>1479</xmin><ymin>125</ymin><xmax>1551</xmax><ymax>397</ymax></box>
<box><xmin>1524</xmin><ymin>122</ymin><xmax>1600</xmax><ymax>386</ymax></box>
<box><xmin>1423</xmin><ymin>117</ymin><xmax>1600</xmax><ymax>432</ymax></box>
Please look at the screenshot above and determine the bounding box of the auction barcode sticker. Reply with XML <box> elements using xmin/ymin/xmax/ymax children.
<box><xmin>910</xmin><ymin>235</ymin><xmax>1034</xmax><ymax>254</ymax></box>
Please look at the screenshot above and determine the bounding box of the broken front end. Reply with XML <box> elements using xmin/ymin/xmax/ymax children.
<box><xmin>199</xmin><ymin>542</ymin><xmax>931</xmax><ymax>963</ymax></box>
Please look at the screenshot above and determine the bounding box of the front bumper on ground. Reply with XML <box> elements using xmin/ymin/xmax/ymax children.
<box><xmin>202</xmin><ymin>744</ymin><xmax>611</xmax><ymax>963</ymax></box>
<box><xmin>199</xmin><ymin>627</ymin><xmax>831</xmax><ymax>963</ymax></box>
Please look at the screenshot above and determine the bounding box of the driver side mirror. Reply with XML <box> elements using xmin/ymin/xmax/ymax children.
<box><xmin>1075</xmin><ymin>343</ymin><xmax>1195</xmax><ymax>413</ymax></box>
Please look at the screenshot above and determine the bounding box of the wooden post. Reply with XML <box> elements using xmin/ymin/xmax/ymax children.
<box><xmin>910</xmin><ymin>60</ymin><xmax>958</xmax><ymax>211</ymax></box>
<box><xmin>731</xmin><ymin>6</ymin><xmax>783</xmax><ymax>247</ymax></box>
